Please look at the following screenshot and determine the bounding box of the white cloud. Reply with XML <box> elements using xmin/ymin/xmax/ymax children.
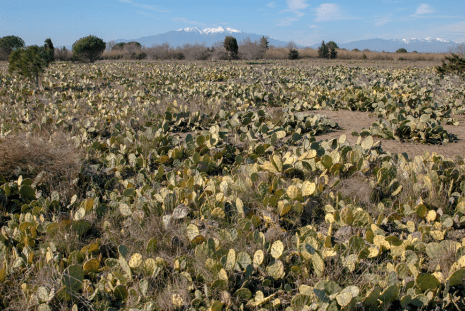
<box><xmin>267</xmin><ymin>2</ymin><xmax>276</xmax><ymax>8</ymax></box>
<box><xmin>315</xmin><ymin>3</ymin><xmax>344</xmax><ymax>22</ymax></box>
<box><xmin>308</xmin><ymin>25</ymin><xmax>319</xmax><ymax>29</ymax></box>
<box><xmin>277</xmin><ymin>17</ymin><xmax>300</xmax><ymax>26</ymax></box>
<box><xmin>277</xmin><ymin>0</ymin><xmax>308</xmax><ymax>26</ymax></box>
<box><xmin>118</xmin><ymin>0</ymin><xmax>168</xmax><ymax>13</ymax></box>
<box><xmin>414</xmin><ymin>4</ymin><xmax>434</xmax><ymax>15</ymax></box>
<box><xmin>135</xmin><ymin>11</ymin><xmax>157</xmax><ymax>19</ymax></box>
<box><xmin>286</xmin><ymin>0</ymin><xmax>309</xmax><ymax>11</ymax></box>
<box><xmin>374</xmin><ymin>14</ymin><xmax>392</xmax><ymax>26</ymax></box>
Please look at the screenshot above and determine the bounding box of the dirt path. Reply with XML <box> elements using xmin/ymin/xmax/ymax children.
<box><xmin>312</xmin><ymin>110</ymin><xmax>465</xmax><ymax>159</ymax></box>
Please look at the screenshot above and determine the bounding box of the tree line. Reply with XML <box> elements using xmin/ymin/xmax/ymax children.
<box><xmin>1</xmin><ymin>34</ymin><xmax>344</xmax><ymax>88</ymax></box>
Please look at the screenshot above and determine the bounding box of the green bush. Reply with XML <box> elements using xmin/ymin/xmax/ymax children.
<box><xmin>260</xmin><ymin>36</ymin><xmax>269</xmax><ymax>50</ymax></box>
<box><xmin>112</xmin><ymin>42</ymin><xmax>126</xmax><ymax>51</ymax></box>
<box><xmin>72</xmin><ymin>35</ymin><xmax>106</xmax><ymax>63</ymax></box>
<box><xmin>318</xmin><ymin>41</ymin><xmax>338</xmax><ymax>59</ymax></box>
<box><xmin>8</xmin><ymin>40</ymin><xmax>55</xmax><ymax>87</ymax></box>
<box><xmin>329</xmin><ymin>47</ymin><xmax>337</xmax><ymax>59</ymax></box>
<box><xmin>0</xmin><ymin>35</ymin><xmax>25</xmax><ymax>59</ymax></box>
<box><xmin>288</xmin><ymin>49</ymin><xmax>299</xmax><ymax>60</ymax></box>
<box><xmin>436</xmin><ymin>53</ymin><xmax>465</xmax><ymax>79</ymax></box>
<box><xmin>396</xmin><ymin>48</ymin><xmax>407</xmax><ymax>53</ymax></box>
<box><xmin>223</xmin><ymin>36</ymin><xmax>238</xmax><ymax>60</ymax></box>
<box><xmin>42</xmin><ymin>38</ymin><xmax>55</xmax><ymax>63</ymax></box>
<box><xmin>326</xmin><ymin>41</ymin><xmax>339</xmax><ymax>50</ymax></box>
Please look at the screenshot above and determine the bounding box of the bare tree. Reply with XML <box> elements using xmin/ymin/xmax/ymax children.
<box><xmin>238</xmin><ymin>37</ymin><xmax>267</xmax><ymax>60</ymax></box>
<box><xmin>287</xmin><ymin>41</ymin><xmax>298</xmax><ymax>50</ymax></box>
<box><xmin>106</xmin><ymin>40</ymin><xmax>116</xmax><ymax>52</ymax></box>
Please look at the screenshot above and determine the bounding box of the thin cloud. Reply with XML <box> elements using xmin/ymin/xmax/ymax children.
<box><xmin>277</xmin><ymin>16</ymin><xmax>300</xmax><ymax>26</ymax></box>
<box><xmin>374</xmin><ymin>14</ymin><xmax>393</xmax><ymax>26</ymax></box>
<box><xmin>118</xmin><ymin>0</ymin><xmax>168</xmax><ymax>13</ymax></box>
<box><xmin>267</xmin><ymin>2</ymin><xmax>276</xmax><ymax>8</ymax></box>
<box><xmin>277</xmin><ymin>0</ymin><xmax>309</xmax><ymax>26</ymax></box>
<box><xmin>413</xmin><ymin>4</ymin><xmax>434</xmax><ymax>15</ymax></box>
<box><xmin>172</xmin><ymin>17</ymin><xmax>205</xmax><ymax>27</ymax></box>
<box><xmin>315</xmin><ymin>3</ymin><xmax>346</xmax><ymax>22</ymax></box>
<box><xmin>135</xmin><ymin>11</ymin><xmax>157</xmax><ymax>19</ymax></box>
<box><xmin>287</xmin><ymin>0</ymin><xmax>309</xmax><ymax>11</ymax></box>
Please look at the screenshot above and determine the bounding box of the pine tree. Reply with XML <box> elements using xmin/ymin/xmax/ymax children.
<box><xmin>223</xmin><ymin>36</ymin><xmax>238</xmax><ymax>60</ymax></box>
<box><xmin>260</xmin><ymin>36</ymin><xmax>269</xmax><ymax>50</ymax></box>
<box><xmin>8</xmin><ymin>39</ymin><xmax>55</xmax><ymax>88</ymax></box>
<box><xmin>72</xmin><ymin>35</ymin><xmax>106</xmax><ymax>63</ymax></box>
<box><xmin>329</xmin><ymin>46</ymin><xmax>337</xmax><ymax>59</ymax></box>
<box><xmin>318</xmin><ymin>40</ymin><xmax>329</xmax><ymax>58</ymax></box>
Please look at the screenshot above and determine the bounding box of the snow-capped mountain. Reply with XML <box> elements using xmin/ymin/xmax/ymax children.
<box><xmin>322</xmin><ymin>37</ymin><xmax>460</xmax><ymax>53</ymax></box>
<box><xmin>114</xmin><ymin>27</ymin><xmax>288</xmax><ymax>48</ymax></box>
<box><xmin>177</xmin><ymin>27</ymin><xmax>243</xmax><ymax>35</ymax></box>
<box><xmin>114</xmin><ymin>28</ymin><xmax>461</xmax><ymax>53</ymax></box>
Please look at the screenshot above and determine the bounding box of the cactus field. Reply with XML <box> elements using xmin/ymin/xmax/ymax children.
<box><xmin>1</xmin><ymin>59</ymin><xmax>465</xmax><ymax>310</ymax></box>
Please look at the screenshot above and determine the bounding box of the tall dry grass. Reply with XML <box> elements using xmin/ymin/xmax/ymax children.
<box><xmin>265</xmin><ymin>47</ymin><xmax>448</xmax><ymax>61</ymax></box>
<box><xmin>0</xmin><ymin>132</ymin><xmax>82</xmax><ymax>200</ymax></box>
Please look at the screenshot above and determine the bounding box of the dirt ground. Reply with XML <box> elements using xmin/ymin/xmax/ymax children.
<box><xmin>312</xmin><ymin>109</ymin><xmax>465</xmax><ymax>159</ymax></box>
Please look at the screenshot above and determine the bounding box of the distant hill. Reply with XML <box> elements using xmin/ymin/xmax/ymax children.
<box><xmin>114</xmin><ymin>27</ymin><xmax>290</xmax><ymax>48</ymax></box>
<box><xmin>109</xmin><ymin>28</ymin><xmax>461</xmax><ymax>53</ymax></box>
<box><xmin>310</xmin><ymin>38</ymin><xmax>459</xmax><ymax>53</ymax></box>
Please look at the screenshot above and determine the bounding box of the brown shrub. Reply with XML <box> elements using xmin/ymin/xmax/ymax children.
<box><xmin>238</xmin><ymin>37</ymin><xmax>266</xmax><ymax>60</ymax></box>
<box><xmin>54</xmin><ymin>47</ymin><xmax>72</xmax><ymax>61</ymax></box>
<box><xmin>0</xmin><ymin>132</ymin><xmax>82</xmax><ymax>199</ymax></box>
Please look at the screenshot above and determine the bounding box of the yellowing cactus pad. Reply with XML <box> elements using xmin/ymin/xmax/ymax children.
<box><xmin>270</xmin><ymin>240</ymin><xmax>284</xmax><ymax>259</ymax></box>
<box><xmin>128</xmin><ymin>253</ymin><xmax>143</xmax><ymax>269</ymax></box>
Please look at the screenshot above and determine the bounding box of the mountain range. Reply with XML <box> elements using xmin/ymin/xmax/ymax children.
<box><xmin>113</xmin><ymin>27</ymin><xmax>461</xmax><ymax>53</ymax></box>
<box><xmin>114</xmin><ymin>27</ymin><xmax>288</xmax><ymax>49</ymax></box>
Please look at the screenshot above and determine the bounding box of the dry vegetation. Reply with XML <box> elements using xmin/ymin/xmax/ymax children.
<box><xmin>47</xmin><ymin>38</ymin><xmax>459</xmax><ymax>62</ymax></box>
<box><xmin>1</xmin><ymin>58</ymin><xmax>465</xmax><ymax>310</ymax></box>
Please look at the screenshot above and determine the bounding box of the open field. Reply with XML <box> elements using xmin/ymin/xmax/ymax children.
<box><xmin>1</xmin><ymin>58</ymin><xmax>465</xmax><ymax>310</ymax></box>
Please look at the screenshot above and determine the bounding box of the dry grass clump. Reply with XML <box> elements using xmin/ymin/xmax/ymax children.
<box><xmin>338</xmin><ymin>173</ymin><xmax>372</xmax><ymax>207</ymax></box>
<box><xmin>0</xmin><ymin>131</ymin><xmax>82</xmax><ymax>199</ymax></box>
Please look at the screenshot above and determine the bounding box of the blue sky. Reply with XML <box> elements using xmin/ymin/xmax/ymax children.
<box><xmin>1</xmin><ymin>0</ymin><xmax>464</xmax><ymax>47</ymax></box>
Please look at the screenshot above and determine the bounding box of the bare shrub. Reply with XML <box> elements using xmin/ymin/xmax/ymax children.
<box><xmin>146</xmin><ymin>43</ymin><xmax>184</xmax><ymax>60</ymax></box>
<box><xmin>106</xmin><ymin>40</ymin><xmax>116</xmax><ymax>52</ymax></box>
<box><xmin>211</xmin><ymin>41</ymin><xmax>230</xmax><ymax>60</ymax></box>
<box><xmin>238</xmin><ymin>37</ymin><xmax>266</xmax><ymax>60</ymax></box>
<box><xmin>265</xmin><ymin>47</ymin><xmax>288</xmax><ymax>59</ymax></box>
<box><xmin>450</xmin><ymin>43</ymin><xmax>465</xmax><ymax>56</ymax></box>
<box><xmin>54</xmin><ymin>47</ymin><xmax>72</xmax><ymax>61</ymax></box>
<box><xmin>101</xmin><ymin>49</ymin><xmax>125</xmax><ymax>60</ymax></box>
<box><xmin>178</xmin><ymin>43</ymin><xmax>210</xmax><ymax>60</ymax></box>
<box><xmin>299</xmin><ymin>48</ymin><xmax>318</xmax><ymax>58</ymax></box>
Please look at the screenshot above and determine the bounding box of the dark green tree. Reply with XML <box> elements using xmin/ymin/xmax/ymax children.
<box><xmin>0</xmin><ymin>35</ymin><xmax>25</xmax><ymax>57</ymax></box>
<box><xmin>72</xmin><ymin>35</ymin><xmax>106</xmax><ymax>63</ymax></box>
<box><xmin>8</xmin><ymin>43</ymin><xmax>54</xmax><ymax>88</ymax></box>
<box><xmin>396</xmin><ymin>48</ymin><xmax>408</xmax><ymax>53</ymax></box>
<box><xmin>318</xmin><ymin>40</ymin><xmax>329</xmax><ymax>58</ymax></box>
<box><xmin>288</xmin><ymin>49</ymin><xmax>299</xmax><ymax>60</ymax></box>
<box><xmin>436</xmin><ymin>54</ymin><xmax>465</xmax><ymax>79</ymax></box>
<box><xmin>42</xmin><ymin>38</ymin><xmax>55</xmax><ymax>63</ymax></box>
<box><xmin>326</xmin><ymin>41</ymin><xmax>339</xmax><ymax>50</ymax></box>
<box><xmin>260</xmin><ymin>36</ymin><xmax>269</xmax><ymax>50</ymax></box>
<box><xmin>112</xmin><ymin>42</ymin><xmax>126</xmax><ymax>50</ymax></box>
<box><xmin>329</xmin><ymin>46</ymin><xmax>337</xmax><ymax>59</ymax></box>
<box><xmin>223</xmin><ymin>36</ymin><xmax>238</xmax><ymax>60</ymax></box>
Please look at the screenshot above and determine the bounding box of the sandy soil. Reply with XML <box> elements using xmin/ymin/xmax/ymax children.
<box><xmin>312</xmin><ymin>109</ymin><xmax>465</xmax><ymax>159</ymax></box>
